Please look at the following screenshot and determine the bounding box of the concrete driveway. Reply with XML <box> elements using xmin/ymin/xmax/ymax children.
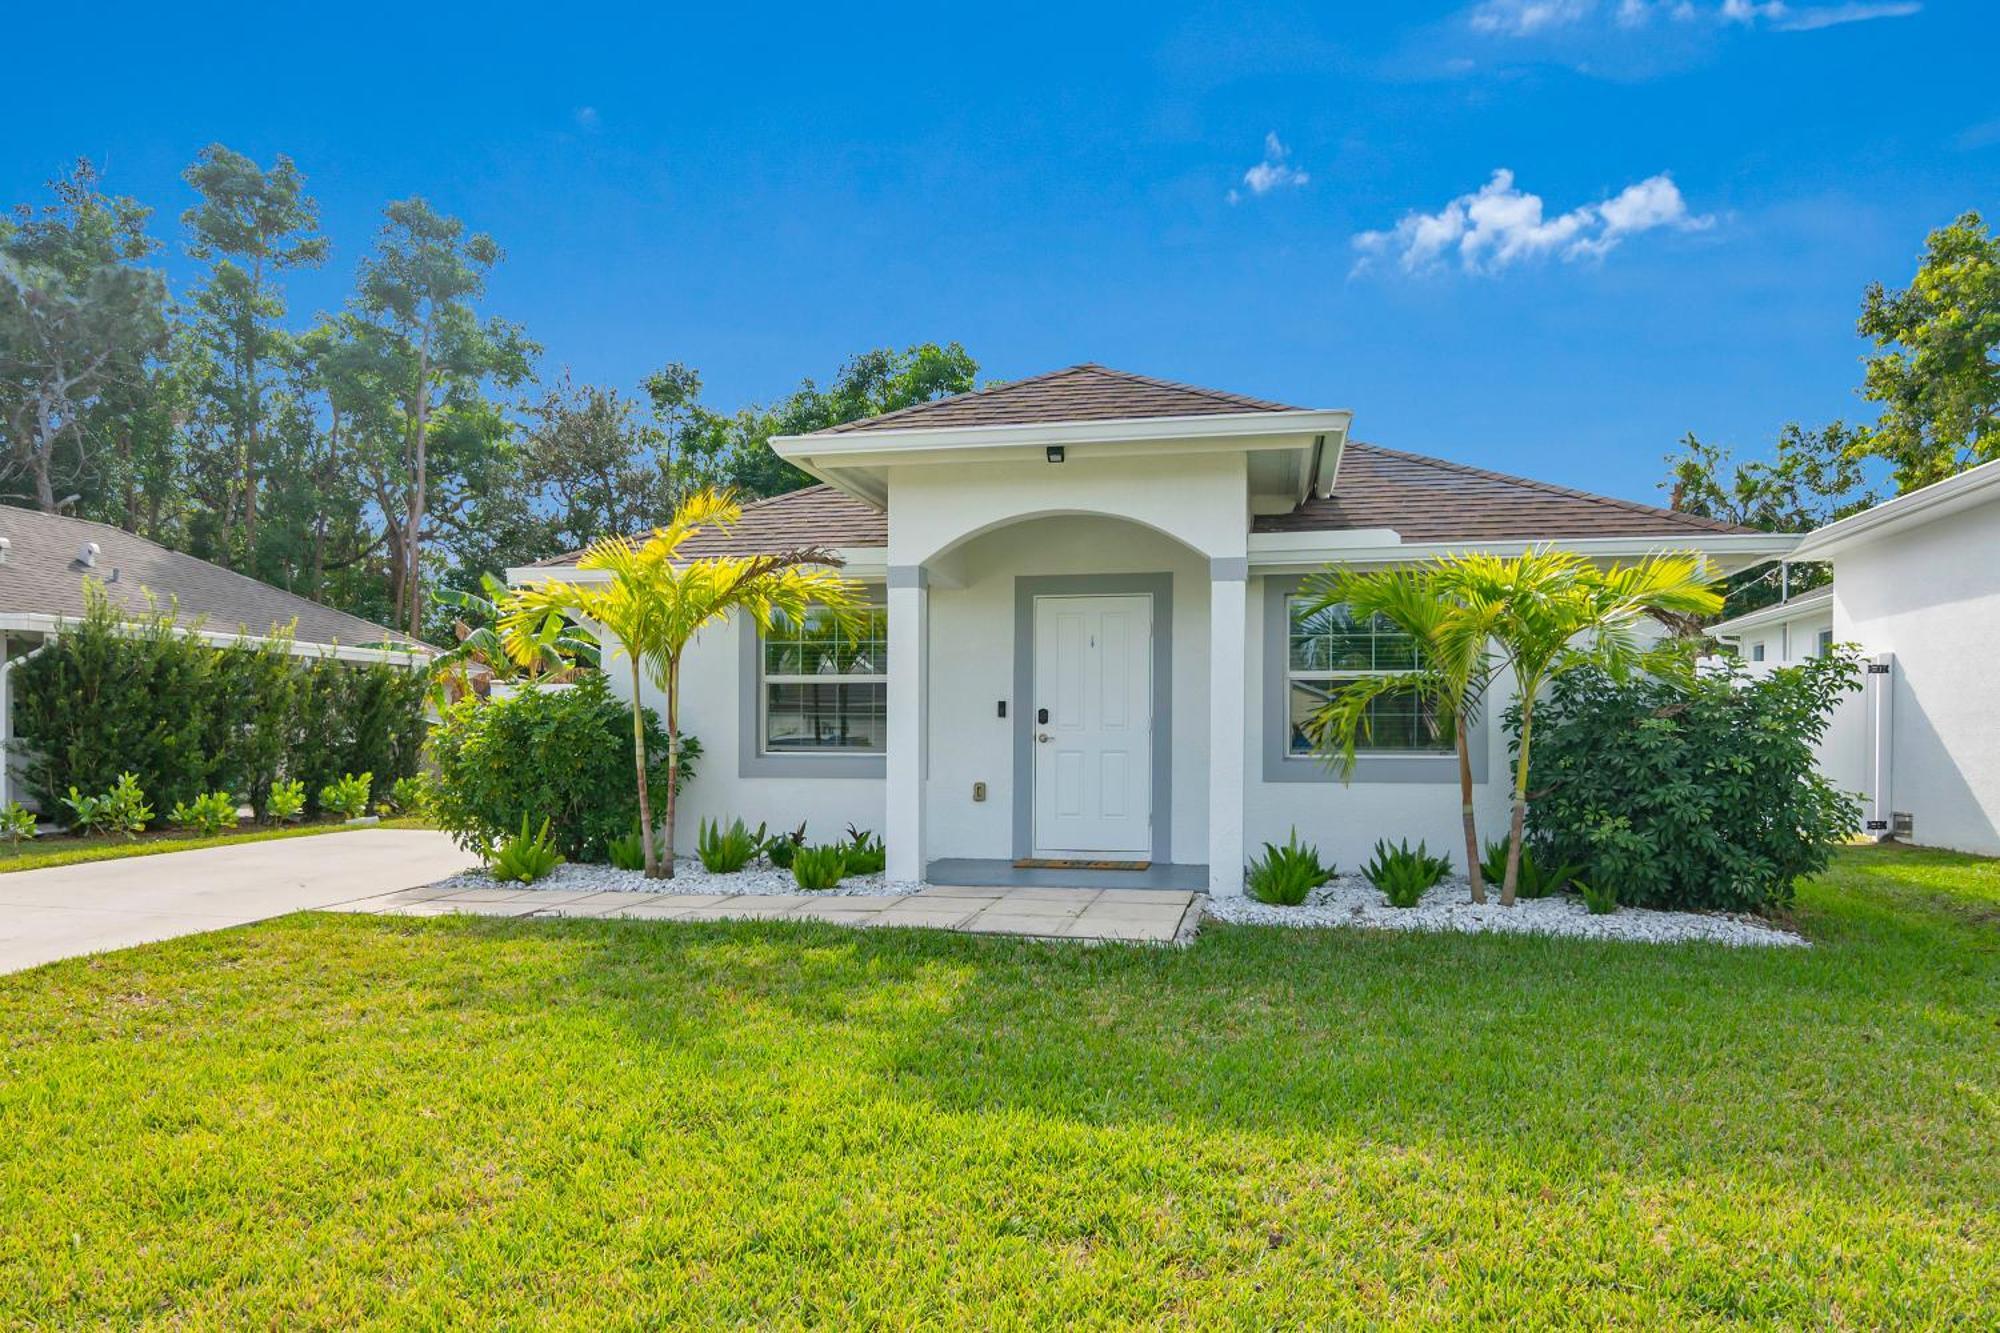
<box><xmin>0</xmin><ymin>828</ymin><xmax>476</xmax><ymax>975</ymax></box>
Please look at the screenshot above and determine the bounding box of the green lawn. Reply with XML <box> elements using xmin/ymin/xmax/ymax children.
<box><xmin>0</xmin><ymin>816</ymin><xmax>432</xmax><ymax>873</ymax></box>
<box><xmin>1</xmin><ymin>846</ymin><xmax>1994</xmax><ymax>1327</ymax></box>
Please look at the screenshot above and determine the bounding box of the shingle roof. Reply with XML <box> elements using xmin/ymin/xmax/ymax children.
<box><xmin>0</xmin><ymin>506</ymin><xmax>421</xmax><ymax>648</ymax></box>
<box><xmin>527</xmin><ymin>485</ymin><xmax>887</xmax><ymax>567</ymax></box>
<box><xmin>1252</xmin><ymin>443</ymin><xmax>1754</xmax><ymax>541</ymax></box>
<box><xmin>812</xmin><ymin>363</ymin><xmax>1304</xmax><ymax>435</ymax></box>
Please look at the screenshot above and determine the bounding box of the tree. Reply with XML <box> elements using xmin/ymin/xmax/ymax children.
<box><xmin>502</xmin><ymin>489</ymin><xmax>863</xmax><ymax>879</ymax></box>
<box><xmin>1856</xmin><ymin>211</ymin><xmax>1999</xmax><ymax>491</ymax></box>
<box><xmin>0</xmin><ymin>161</ymin><xmax>167</xmax><ymax>512</ymax></box>
<box><xmin>180</xmin><ymin>145</ymin><xmax>329</xmax><ymax>567</ymax></box>
<box><xmin>1298</xmin><ymin>564</ymin><xmax>1497</xmax><ymax>903</ymax></box>
<box><xmin>428</xmin><ymin>571</ymin><xmax>597</xmax><ymax>704</ymax></box>
<box><xmin>351</xmin><ymin>198</ymin><xmax>534</xmax><ymax>636</ymax></box>
<box><xmin>522</xmin><ymin>371</ymin><xmax>672</xmax><ymax>553</ymax></box>
<box><xmin>1437</xmin><ymin>550</ymin><xmax>1722</xmax><ymax>906</ymax></box>
<box><xmin>726</xmin><ymin>342</ymin><xmax>980</xmax><ymax>497</ymax></box>
<box><xmin>1661</xmin><ymin>424</ymin><xmax>1876</xmax><ymax>617</ymax></box>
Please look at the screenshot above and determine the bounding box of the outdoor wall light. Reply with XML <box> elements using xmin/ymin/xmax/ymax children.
<box><xmin>1046</xmin><ymin>445</ymin><xmax>1065</xmax><ymax>463</ymax></box>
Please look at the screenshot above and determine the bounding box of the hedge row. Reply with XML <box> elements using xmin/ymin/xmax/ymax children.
<box><xmin>14</xmin><ymin>585</ymin><xmax>426</xmax><ymax>817</ymax></box>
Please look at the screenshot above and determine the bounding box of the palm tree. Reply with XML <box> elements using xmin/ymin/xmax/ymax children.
<box><xmin>1299</xmin><ymin>564</ymin><xmax>1498</xmax><ymax>902</ymax></box>
<box><xmin>502</xmin><ymin>489</ymin><xmax>863</xmax><ymax>879</ymax></box>
<box><xmin>1439</xmin><ymin>549</ymin><xmax>1721</xmax><ymax>905</ymax></box>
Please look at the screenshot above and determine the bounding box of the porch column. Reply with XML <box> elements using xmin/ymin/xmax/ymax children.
<box><xmin>885</xmin><ymin>565</ymin><xmax>929</xmax><ymax>884</ymax></box>
<box><xmin>1207</xmin><ymin>558</ymin><xmax>1248</xmax><ymax>896</ymax></box>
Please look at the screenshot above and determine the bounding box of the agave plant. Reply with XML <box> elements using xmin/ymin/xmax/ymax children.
<box><xmin>428</xmin><ymin>572</ymin><xmax>600</xmax><ymax>704</ymax></box>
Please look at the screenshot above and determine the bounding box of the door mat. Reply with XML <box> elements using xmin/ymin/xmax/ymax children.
<box><xmin>1012</xmin><ymin>858</ymin><xmax>1152</xmax><ymax>871</ymax></box>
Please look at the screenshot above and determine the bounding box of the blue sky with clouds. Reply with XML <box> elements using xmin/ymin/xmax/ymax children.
<box><xmin>7</xmin><ymin>1</ymin><xmax>1994</xmax><ymax>502</ymax></box>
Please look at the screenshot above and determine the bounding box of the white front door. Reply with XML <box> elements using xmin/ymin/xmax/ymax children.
<box><xmin>1032</xmin><ymin>594</ymin><xmax>1153</xmax><ymax>857</ymax></box>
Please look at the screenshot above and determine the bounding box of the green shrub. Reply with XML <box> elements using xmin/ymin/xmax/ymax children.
<box><xmin>1247</xmin><ymin>828</ymin><xmax>1334</xmax><ymax>906</ymax></box>
<box><xmin>842</xmin><ymin>825</ymin><xmax>886</xmax><ymax>876</ymax></box>
<box><xmin>763</xmin><ymin>822</ymin><xmax>807</xmax><ymax>869</ymax></box>
<box><xmin>168</xmin><ymin>790</ymin><xmax>239</xmax><ymax>837</ymax></box>
<box><xmin>698</xmin><ymin>817</ymin><xmax>767</xmax><ymax>873</ymax></box>
<box><xmin>13</xmin><ymin>583</ymin><xmax>424</xmax><ymax>819</ymax></box>
<box><xmin>0</xmin><ymin>802</ymin><xmax>38</xmax><ymax>843</ymax></box>
<box><xmin>265</xmin><ymin>779</ymin><xmax>306</xmax><ymax>823</ymax></box>
<box><xmin>606</xmin><ymin>824</ymin><xmax>665</xmax><ymax>872</ymax></box>
<box><xmin>426</xmin><ymin>674</ymin><xmax>697</xmax><ymax>864</ymax></box>
<box><xmin>791</xmin><ymin>844</ymin><xmax>848</xmax><ymax>891</ymax></box>
<box><xmin>1477</xmin><ymin>838</ymin><xmax>1580</xmax><ymax>901</ymax></box>
<box><xmin>1363</xmin><ymin>838</ymin><xmax>1451</xmax><ymax>908</ymax></box>
<box><xmin>63</xmin><ymin>772</ymin><xmax>153</xmax><ymax>837</ymax></box>
<box><xmin>386</xmin><ymin>775</ymin><xmax>431</xmax><ymax>818</ymax></box>
<box><xmin>488</xmin><ymin>815</ymin><xmax>563</xmax><ymax>884</ymax></box>
<box><xmin>1577</xmin><ymin>880</ymin><xmax>1619</xmax><ymax>915</ymax></box>
<box><xmin>1518</xmin><ymin>653</ymin><xmax>1862</xmax><ymax>913</ymax></box>
<box><xmin>318</xmin><ymin>772</ymin><xmax>373</xmax><ymax>820</ymax></box>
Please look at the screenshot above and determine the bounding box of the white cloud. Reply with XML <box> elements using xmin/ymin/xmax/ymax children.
<box><xmin>1230</xmin><ymin>132</ymin><xmax>1310</xmax><ymax>204</ymax></box>
<box><xmin>572</xmin><ymin>106</ymin><xmax>601</xmax><ymax>131</ymax></box>
<box><xmin>1352</xmin><ymin>169</ymin><xmax>1714</xmax><ymax>275</ymax></box>
<box><xmin>1465</xmin><ymin>0</ymin><xmax>1920</xmax><ymax>32</ymax></box>
<box><xmin>1468</xmin><ymin>0</ymin><xmax>1595</xmax><ymax>35</ymax></box>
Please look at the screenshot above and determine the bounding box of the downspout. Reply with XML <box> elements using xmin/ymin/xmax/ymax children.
<box><xmin>0</xmin><ymin>635</ymin><xmax>54</xmax><ymax>810</ymax></box>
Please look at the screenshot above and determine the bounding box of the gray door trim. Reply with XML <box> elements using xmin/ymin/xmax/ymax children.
<box><xmin>1013</xmin><ymin>574</ymin><xmax>1173</xmax><ymax>862</ymax></box>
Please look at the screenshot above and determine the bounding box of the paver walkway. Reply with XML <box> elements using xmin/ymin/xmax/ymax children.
<box><xmin>327</xmin><ymin>881</ymin><xmax>1199</xmax><ymax>944</ymax></box>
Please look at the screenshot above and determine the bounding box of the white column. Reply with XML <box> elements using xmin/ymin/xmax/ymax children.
<box><xmin>1207</xmin><ymin>559</ymin><xmax>1248</xmax><ymax>896</ymax></box>
<box><xmin>885</xmin><ymin>567</ymin><xmax>929</xmax><ymax>884</ymax></box>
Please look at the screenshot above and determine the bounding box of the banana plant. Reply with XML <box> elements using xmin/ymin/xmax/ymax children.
<box><xmin>428</xmin><ymin>572</ymin><xmax>600</xmax><ymax>704</ymax></box>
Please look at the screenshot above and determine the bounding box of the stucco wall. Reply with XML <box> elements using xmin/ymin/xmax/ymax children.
<box><xmin>610</xmin><ymin>623</ymin><xmax>884</xmax><ymax>855</ymax></box>
<box><xmin>923</xmin><ymin>515</ymin><xmax>1212</xmax><ymax>862</ymax></box>
<box><xmin>1833</xmin><ymin>499</ymin><xmax>2000</xmax><ymax>856</ymax></box>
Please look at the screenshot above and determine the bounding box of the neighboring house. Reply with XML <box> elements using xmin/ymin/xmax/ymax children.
<box><xmin>1772</xmin><ymin>459</ymin><xmax>1998</xmax><ymax>857</ymax></box>
<box><xmin>0</xmin><ymin>507</ymin><xmax>428</xmax><ymax>807</ymax></box>
<box><xmin>516</xmin><ymin>364</ymin><xmax>1791</xmax><ymax>893</ymax></box>
<box><xmin>1709</xmin><ymin>588</ymin><xmax>1834</xmax><ymax>664</ymax></box>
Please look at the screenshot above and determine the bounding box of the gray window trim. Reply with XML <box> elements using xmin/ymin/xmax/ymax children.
<box><xmin>1260</xmin><ymin>575</ymin><xmax>1478</xmax><ymax>785</ymax></box>
<box><xmin>738</xmin><ymin>591</ymin><xmax>888</xmax><ymax>779</ymax></box>
<box><xmin>1012</xmin><ymin>573</ymin><xmax>1174</xmax><ymax>863</ymax></box>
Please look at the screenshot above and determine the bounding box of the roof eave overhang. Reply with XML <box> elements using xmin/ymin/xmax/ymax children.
<box><xmin>1246</xmin><ymin>529</ymin><xmax>1800</xmax><ymax>576</ymax></box>
<box><xmin>774</xmin><ymin>409</ymin><xmax>1354</xmax><ymax>507</ymax></box>
<box><xmin>0</xmin><ymin>611</ymin><xmax>430</xmax><ymax>665</ymax></box>
<box><xmin>1790</xmin><ymin>457</ymin><xmax>2000</xmax><ymax>560</ymax></box>
<box><xmin>1706</xmin><ymin>588</ymin><xmax>1836</xmax><ymax>638</ymax></box>
<box><xmin>505</xmin><ymin>546</ymin><xmax>889</xmax><ymax>589</ymax></box>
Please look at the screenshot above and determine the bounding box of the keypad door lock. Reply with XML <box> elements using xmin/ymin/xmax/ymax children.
<box><xmin>1036</xmin><ymin>707</ymin><xmax>1049</xmax><ymax>724</ymax></box>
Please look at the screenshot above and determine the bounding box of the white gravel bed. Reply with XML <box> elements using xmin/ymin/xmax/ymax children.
<box><xmin>1206</xmin><ymin>874</ymin><xmax>1805</xmax><ymax>948</ymax></box>
<box><xmin>424</xmin><ymin>858</ymin><xmax>909</xmax><ymax>898</ymax></box>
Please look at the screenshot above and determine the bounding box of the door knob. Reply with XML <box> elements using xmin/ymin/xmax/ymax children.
<box><xmin>1036</xmin><ymin>732</ymin><xmax>1051</xmax><ymax>743</ymax></box>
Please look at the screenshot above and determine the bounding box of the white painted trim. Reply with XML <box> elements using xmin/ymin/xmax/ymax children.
<box><xmin>773</xmin><ymin>408</ymin><xmax>1354</xmax><ymax>460</ymax></box>
<box><xmin>1707</xmin><ymin>588</ymin><xmax>1835</xmax><ymax>638</ymax></box>
<box><xmin>1246</xmin><ymin>531</ymin><xmax>1799</xmax><ymax>572</ymax></box>
<box><xmin>1791</xmin><ymin>458</ymin><xmax>2000</xmax><ymax>559</ymax></box>
<box><xmin>0</xmin><ymin>612</ymin><xmax>429</xmax><ymax>666</ymax></box>
<box><xmin>506</xmin><ymin>546</ymin><xmax>888</xmax><ymax>588</ymax></box>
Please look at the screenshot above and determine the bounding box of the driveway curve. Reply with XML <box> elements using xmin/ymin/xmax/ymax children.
<box><xmin>0</xmin><ymin>828</ymin><xmax>475</xmax><ymax>975</ymax></box>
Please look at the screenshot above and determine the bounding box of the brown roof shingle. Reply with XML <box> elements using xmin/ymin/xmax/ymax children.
<box><xmin>1252</xmin><ymin>443</ymin><xmax>1753</xmax><ymax>541</ymax></box>
<box><xmin>528</xmin><ymin>485</ymin><xmax>886</xmax><ymax>567</ymax></box>
<box><xmin>0</xmin><ymin>506</ymin><xmax>420</xmax><ymax>647</ymax></box>
<box><xmin>814</xmin><ymin>363</ymin><xmax>1304</xmax><ymax>435</ymax></box>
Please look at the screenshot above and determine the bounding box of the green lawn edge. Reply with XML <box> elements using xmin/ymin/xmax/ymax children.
<box><xmin>0</xmin><ymin>817</ymin><xmax>434</xmax><ymax>873</ymax></box>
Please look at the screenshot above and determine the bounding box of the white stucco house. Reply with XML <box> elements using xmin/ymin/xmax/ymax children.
<box><xmin>1714</xmin><ymin>459</ymin><xmax>2000</xmax><ymax>857</ymax></box>
<box><xmin>515</xmin><ymin>365</ymin><xmax>1791</xmax><ymax>894</ymax></box>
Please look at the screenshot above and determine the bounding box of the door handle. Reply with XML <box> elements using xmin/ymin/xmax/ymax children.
<box><xmin>1036</xmin><ymin>732</ymin><xmax>1051</xmax><ymax>743</ymax></box>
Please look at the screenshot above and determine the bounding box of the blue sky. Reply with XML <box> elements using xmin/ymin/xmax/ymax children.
<box><xmin>7</xmin><ymin>1</ymin><xmax>1995</xmax><ymax>504</ymax></box>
